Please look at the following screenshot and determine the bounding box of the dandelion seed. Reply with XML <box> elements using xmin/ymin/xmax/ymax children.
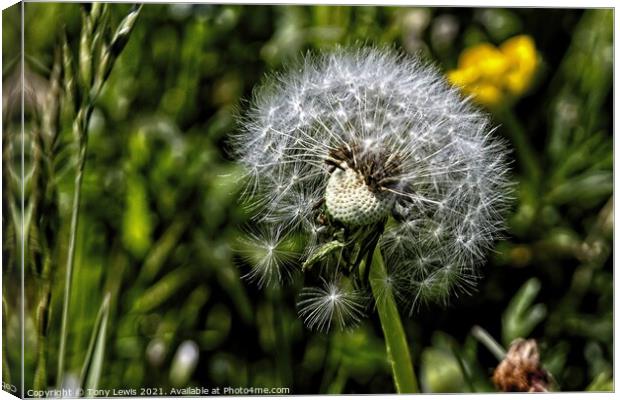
<box><xmin>237</xmin><ymin>225</ymin><xmax>297</xmax><ymax>288</ymax></box>
<box><xmin>297</xmin><ymin>279</ymin><xmax>367</xmax><ymax>332</ymax></box>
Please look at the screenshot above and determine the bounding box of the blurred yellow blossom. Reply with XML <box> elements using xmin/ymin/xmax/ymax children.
<box><xmin>501</xmin><ymin>35</ymin><xmax>538</xmax><ymax>95</ymax></box>
<box><xmin>448</xmin><ymin>35</ymin><xmax>538</xmax><ymax>107</ymax></box>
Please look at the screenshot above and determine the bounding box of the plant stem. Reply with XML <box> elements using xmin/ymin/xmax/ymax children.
<box><xmin>368</xmin><ymin>246</ymin><xmax>419</xmax><ymax>393</ymax></box>
<box><xmin>497</xmin><ymin>107</ymin><xmax>541</xmax><ymax>184</ymax></box>
<box><xmin>54</xmin><ymin>4</ymin><xmax>141</xmax><ymax>387</ymax></box>
<box><xmin>318</xmin><ymin>333</ymin><xmax>335</xmax><ymax>393</ymax></box>
<box><xmin>56</xmin><ymin>110</ymin><xmax>90</xmax><ymax>387</ymax></box>
<box><xmin>34</xmin><ymin>259</ymin><xmax>52</xmax><ymax>392</ymax></box>
<box><xmin>272</xmin><ymin>289</ymin><xmax>292</xmax><ymax>387</ymax></box>
<box><xmin>471</xmin><ymin>325</ymin><xmax>506</xmax><ymax>362</ymax></box>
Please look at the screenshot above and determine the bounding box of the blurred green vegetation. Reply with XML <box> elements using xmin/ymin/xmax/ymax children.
<box><xmin>2</xmin><ymin>4</ymin><xmax>612</xmax><ymax>395</ymax></box>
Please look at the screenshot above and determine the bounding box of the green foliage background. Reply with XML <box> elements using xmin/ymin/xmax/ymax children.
<box><xmin>2</xmin><ymin>4</ymin><xmax>613</xmax><ymax>395</ymax></box>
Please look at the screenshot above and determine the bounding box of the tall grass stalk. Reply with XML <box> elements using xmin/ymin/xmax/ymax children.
<box><xmin>55</xmin><ymin>4</ymin><xmax>142</xmax><ymax>387</ymax></box>
<box><xmin>32</xmin><ymin>45</ymin><xmax>63</xmax><ymax>393</ymax></box>
<box><xmin>56</xmin><ymin>109</ymin><xmax>90</xmax><ymax>386</ymax></box>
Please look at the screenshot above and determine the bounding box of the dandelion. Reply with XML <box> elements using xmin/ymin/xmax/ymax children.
<box><xmin>232</xmin><ymin>46</ymin><xmax>511</xmax><ymax>332</ymax></box>
<box><xmin>448</xmin><ymin>35</ymin><xmax>539</xmax><ymax>107</ymax></box>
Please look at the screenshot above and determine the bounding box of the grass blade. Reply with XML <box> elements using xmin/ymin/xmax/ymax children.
<box><xmin>79</xmin><ymin>293</ymin><xmax>111</xmax><ymax>391</ymax></box>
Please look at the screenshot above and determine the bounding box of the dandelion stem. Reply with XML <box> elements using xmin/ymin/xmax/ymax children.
<box><xmin>368</xmin><ymin>246</ymin><xmax>419</xmax><ymax>393</ymax></box>
<box><xmin>471</xmin><ymin>325</ymin><xmax>506</xmax><ymax>361</ymax></box>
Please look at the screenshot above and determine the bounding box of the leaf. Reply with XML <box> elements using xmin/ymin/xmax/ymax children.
<box><xmin>131</xmin><ymin>268</ymin><xmax>193</xmax><ymax>313</ymax></box>
<box><xmin>80</xmin><ymin>293</ymin><xmax>111</xmax><ymax>391</ymax></box>
<box><xmin>547</xmin><ymin>171</ymin><xmax>613</xmax><ymax>207</ymax></box>
<box><xmin>420</xmin><ymin>347</ymin><xmax>465</xmax><ymax>393</ymax></box>
<box><xmin>502</xmin><ymin>278</ymin><xmax>547</xmax><ymax>345</ymax></box>
<box><xmin>586</xmin><ymin>371</ymin><xmax>613</xmax><ymax>391</ymax></box>
<box><xmin>122</xmin><ymin>175</ymin><xmax>153</xmax><ymax>259</ymax></box>
<box><xmin>302</xmin><ymin>240</ymin><xmax>345</xmax><ymax>271</ymax></box>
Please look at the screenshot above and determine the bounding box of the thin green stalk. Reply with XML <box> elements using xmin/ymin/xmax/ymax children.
<box><xmin>56</xmin><ymin>110</ymin><xmax>89</xmax><ymax>387</ymax></box>
<box><xmin>272</xmin><ymin>289</ymin><xmax>292</xmax><ymax>387</ymax></box>
<box><xmin>471</xmin><ymin>325</ymin><xmax>506</xmax><ymax>362</ymax></box>
<box><xmin>54</xmin><ymin>4</ymin><xmax>141</xmax><ymax>387</ymax></box>
<box><xmin>368</xmin><ymin>246</ymin><xmax>419</xmax><ymax>393</ymax></box>
<box><xmin>497</xmin><ymin>107</ymin><xmax>541</xmax><ymax>184</ymax></box>
<box><xmin>318</xmin><ymin>333</ymin><xmax>336</xmax><ymax>394</ymax></box>
<box><xmin>33</xmin><ymin>258</ymin><xmax>52</xmax><ymax>392</ymax></box>
<box><xmin>327</xmin><ymin>363</ymin><xmax>348</xmax><ymax>394</ymax></box>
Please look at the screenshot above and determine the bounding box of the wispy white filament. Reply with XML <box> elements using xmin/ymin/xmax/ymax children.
<box><xmin>297</xmin><ymin>279</ymin><xmax>367</xmax><ymax>331</ymax></box>
<box><xmin>237</xmin><ymin>226</ymin><xmax>297</xmax><ymax>288</ymax></box>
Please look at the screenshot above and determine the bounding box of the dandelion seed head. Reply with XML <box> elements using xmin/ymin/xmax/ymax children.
<box><xmin>233</xmin><ymin>46</ymin><xmax>511</xmax><ymax>328</ymax></box>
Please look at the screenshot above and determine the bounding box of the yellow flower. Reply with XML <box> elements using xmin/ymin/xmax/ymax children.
<box><xmin>446</xmin><ymin>67</ymin><xmax>478</xmax><ymax>87</ymax></box>
<box><xmin>459</xmin><ymin>44</ymin><xmax>508</xmax><ymax>86</ymax></box>
<box><xmin>500</xmin><ymin>35</ymin><xmax>538</xmax><ymax>95</ymax></box>
<box><xmin>447</xmin><ymin>35</ymin><xmax>538</xmax><ymax>108</ymax></box>
<box><xmin>469</xmin><ymin>83</ymin><xmax>503</xmax><ymax>107</ymax></box>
